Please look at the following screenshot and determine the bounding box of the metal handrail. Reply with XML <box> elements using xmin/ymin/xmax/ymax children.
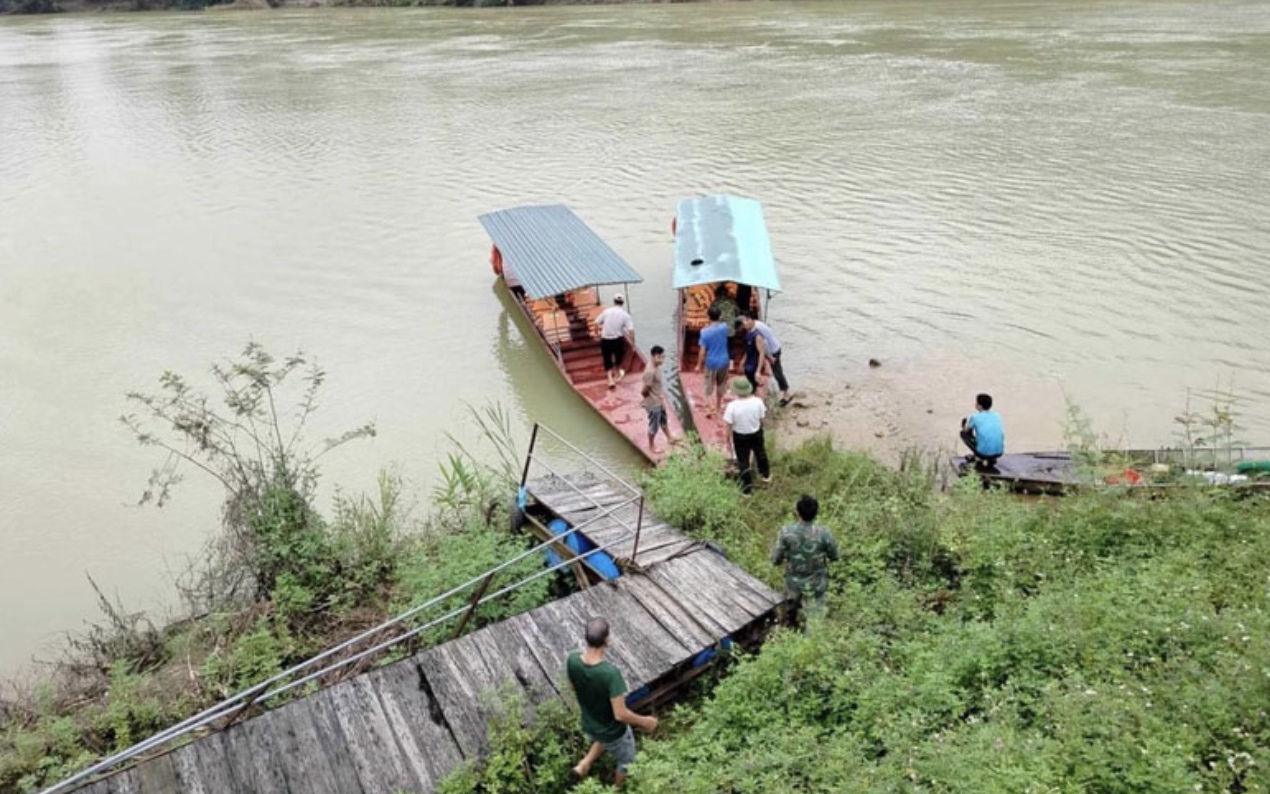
<box><xmin>41</xmin><ymin>424</ymin><xmax>645</xmax><ymax>794</ymax></box>
<box><xmin>521</xmin><ymin>424</ymin><xmax>646</xmax><ymax>555</ymax></box>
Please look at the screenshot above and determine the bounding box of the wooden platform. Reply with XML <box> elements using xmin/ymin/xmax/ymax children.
<box><xmin>68</xmin><ymin>474</ymin><xmax>781</xmax><ymax>794</ymax></box>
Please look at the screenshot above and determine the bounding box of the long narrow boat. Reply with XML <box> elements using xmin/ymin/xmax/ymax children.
<box><xmin>671</xmin><ymin>194</ymin><xmax>783</xmax><ymax>452</ymax></box>
<box><xmin>950</xmin><ymin>446</ymin><xmax>1270</xmax><ymax>494</ymax></box>
<box><xmin>479</xmin><ymin>204</ymin><xmax>682</xmax><ymax>464</ymax></box>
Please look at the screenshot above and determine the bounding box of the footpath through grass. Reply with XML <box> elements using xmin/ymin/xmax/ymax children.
<box><xmin>447</xmin><ymin>437</ymin><xmax>1270</xmax><ymax>794</ymax></box>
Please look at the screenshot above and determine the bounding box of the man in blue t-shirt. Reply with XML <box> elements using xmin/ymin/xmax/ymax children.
<box><xmin>960</xmin><ymin>393</ymin><xmax>1005</xmax><ymax>468</ymax></box>
<box><xmin>697</xmin><ymin>306</ymin><xmax>731</xmax><ymax>417</ymax></box>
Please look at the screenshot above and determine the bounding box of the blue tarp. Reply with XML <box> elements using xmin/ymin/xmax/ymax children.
<box><xmin>479</xmin><ymin>205</ymin><xmax>644</xmax><ymax>300</ymax></box>
<box><xmin>673</xmin><ymin>195</ymin><xmax>782</xmax><ymax>293</ymax></box>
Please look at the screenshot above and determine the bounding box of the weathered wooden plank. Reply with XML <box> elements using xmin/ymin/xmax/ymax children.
<box><xmin>676</xmin><ymin>553</ymin><xmax>775</xmax><ymax>618</ymax></box>
<box><xmin>487</xmin><ymin>615</ymin><xmax>562</xmax><ymax>702</ymax></box>
<box><xmin>644</xmin><ymin>568</ymin><xmax>734</xmax><ymax>637</ymax></box>
<box><xmin>424</xmin><ymin>627</ymin><xmax>543</xmax><ymax>758</ymax></box>
<box><xmin>629</xmin><ymin>537</ymin><xmax>702</xmax><ymax>567</ymax></box>
<box><xmin>704</xmin><ymin>563</ymin><xmax>784</xmax><ymax>617</ymax></box>
<box><xmin>134</xmin><ymin>751</ymin><xmax>178</xmax><ymax>794</ymax></box>
<box><xmin>327</xmin><ymin>677</ymin><xmax>423</xmax><ymax>794</ymax></box>
<box><xmin>265</xmin><ymin>702</ymin><xmax>346</xmax><ymax>794</ymax></box>
<box><xmin>652</xmin><ymin>553</ymin><xmax>771</xmax><ymax>631</ymax></box>
<box><xmin>105</xmin><ymin>766</ymin><xmax>140</xmax><ymax>794</ymax></box>
<box><xmin>369</xmin><ymin>661</ymin><xmax>466</xmax><ymax>792</ymax></box>
<box><xmin>188</xmin><ymin>730</ymin><xmax>236</xmax><ymax>794</ymax></box>
<box><xmin>169</xmin><ymin>742</ymin><xmax>210</xmax><ymax>794</ymax></box>
<box><xmin>678</xmin><ymin>552</ymin><xmax>780</xmax><ymax>619</ymax></box>
<box><xmin>302</xmin><ymin>688</ymin><xmax>368</xmax><ymax>794</ymax></box>
<box><xmin>530</xmin><ymin>480</ymin><xmax>614</xmax><ymax>508</ymax></box>
<box><xmin>619</xmin><ymin>574</ymin><xmax>718</xmax><ymax>651</ymax></box>
<box><xmin>508</xmin><ymin>606</ymin><xmax>579</xmax><ymax>695</ymax></box>
<box><xmin>468</xmin><ymin>625</ymin><xmax>550</xmax><ymax>702</ymax></box>
<box><xmin>221</xmin><ymin>713</ymin><xmax>288</xmax><ymax>794</ymax></box>
<box><xmin>548</xmin><ymin>587</ymin><xmax>679</xmax><ymax>687</ymax></box>
<box><xmin>416</xmin><ymin>643</ymin><xmax>495</xmax><ymax>759</ymax></box>
<box><xmin>76</xmin><ymin>777</ymin><xmax>112</xmax><ymax>794</ymax></box>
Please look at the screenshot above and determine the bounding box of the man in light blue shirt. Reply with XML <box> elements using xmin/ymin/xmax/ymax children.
<box><xmin>960</xmin><ymin>393</ymin><xmax>1005</xmax><ymax>468</ymax></box>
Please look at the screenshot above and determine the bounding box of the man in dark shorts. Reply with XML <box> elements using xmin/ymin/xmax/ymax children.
<box><xmin>641</xmin><ymin>345</ymin><xmax>671</xmax><ymax>452</ymax></box>
<box><xmin>960</xmin><ymin>393</ymin><xmax>1005</xmax><ymax>470</ymax></box>
<box><xmin>740</xmin><ymin>311</ymin><xmax>791</xmax><ymax>406</ymax></box>
<box><xmin>594</xmin><ymin>294</ymin><xmax>634</xmax><ymax>389</ymax></box>
<box><xmin>567</xmin><ymin>617</ymin><xmax>659</xmax><ymax>786</ymax></box>
<box><xmin>696</xmin><ymin>307</ymin><xmax>731</xmax><ymax>417</ymax></box>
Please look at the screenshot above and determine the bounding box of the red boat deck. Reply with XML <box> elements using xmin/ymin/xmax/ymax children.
<box><xmin>504</xmin><ymin>273</ymin><xmax>682</xmax><ymax>463</ymax></box>
<box><xmin>677</xmin><ymin>283</ymin><xmax>766</xmax><ymax>455</ymax></box>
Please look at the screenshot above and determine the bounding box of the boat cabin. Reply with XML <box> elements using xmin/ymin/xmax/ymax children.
<box><xmin>672</xmin><ymin>195</ymin><xmax>782</xmax><ymax>448</ymax></box>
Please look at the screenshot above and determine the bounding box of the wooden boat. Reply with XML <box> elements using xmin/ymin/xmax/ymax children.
<box><xmin>671</xmin><ymin>195</ymin><xmax>782</xmax><ymax>453</ymax></box>
<box><xmin>949</xmin><ymin>446</ymin><xmax>1270</xmax><ymax>495</ymax></box>
<box><xmin>479</xmin><ymin>204</ymin><xmax>682</xmax><ymax>464</ymax></box>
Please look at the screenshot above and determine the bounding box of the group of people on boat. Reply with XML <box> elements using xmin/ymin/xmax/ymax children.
<box><xmin>592</xmin><ymin>290</ymin><xmax>792</xmax><ymax>486</ymax></box>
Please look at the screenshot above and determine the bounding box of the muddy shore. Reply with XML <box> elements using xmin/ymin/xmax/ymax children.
<box><xmin>769</xmin><ymin>352</ymin><xmax>1073</xmax><ymax>468</ymax></box>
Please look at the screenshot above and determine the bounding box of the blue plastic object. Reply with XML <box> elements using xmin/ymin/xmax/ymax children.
<box><xmin>542</xmin><ymin>518</ymin><xmax>621</xmax><ymax>580</ymax></box>
<box><xmin>691</xmin><ymin>637</ymin><xmax>734</xmax><ymax>668</ymax></box>
<box><xmin>625</xmin><ymin>685</ymin><xmax>651</xmax><ymax>707</ymax></box>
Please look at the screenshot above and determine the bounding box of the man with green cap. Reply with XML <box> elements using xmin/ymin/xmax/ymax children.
<box><xmin>722</xmin><ymin>376</ymin><xmax>770</xmax><ymax>494</ymax></box>
<box><xmin>771</xmin><ymin>494</ymin><xmax>840</xmax><ymax>623</ymax></box>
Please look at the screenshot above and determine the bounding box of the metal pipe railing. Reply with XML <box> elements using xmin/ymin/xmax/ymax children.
<box><xmin>43</xmin><ymin>423</ymin><xmax>648</xmax><ymax>794</ymax></box>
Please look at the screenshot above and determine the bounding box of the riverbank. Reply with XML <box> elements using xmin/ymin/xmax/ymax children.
<box><xmin>770</xmin><ymin>354</ymin><xmax>1071</xmax><ymax>468</ymax></box>
<box><xmin>451</xmin><ymin>440</ymin><xmax>1270</xmax><ymax>793</ymax></box>
<box><xmin>7</xmin><ymin>419</ymin><xmax>1270</xmax><ymax>792</ymax></box>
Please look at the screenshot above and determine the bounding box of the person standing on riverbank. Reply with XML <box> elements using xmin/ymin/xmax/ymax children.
<box><xmin>771</xmin><ymin>495</ymin><xmax>840</xmax><ymax>624</ymax></box>
<box><xmin>723</xmin><ymin>377</ymin><xmax>770</xmax><ymax>494</ymax></box>
<box><xmin>697</xmin><ymin>306</ymin><xmax>731</xmax><ymax>417</ymax></box>
<box><xmin>567</xmin><ymin>617</ymin><xmax>659</xmax><ymax>787</ymax></box>
<box><xmin>960</xmin><ymin>393</ymin><xmax>1005</xmax><ymax>468</ymax></box>
<box><xmin>595</xmin><ymin>295</ymin><xmax>633</xmax><ymax>389</ymax></box>
<box><xmin>740</xmin><ymin>312</ymin><xmax>791</xmax><ymax>406</ymax></box>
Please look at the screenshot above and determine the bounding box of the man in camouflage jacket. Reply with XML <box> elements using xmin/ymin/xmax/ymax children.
<box><xmin>771</xmin><ymin>494</ymin><xmax>840</xmax><ymax>620</ymax></box>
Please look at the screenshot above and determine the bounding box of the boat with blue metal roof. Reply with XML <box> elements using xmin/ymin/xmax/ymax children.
<box><xmin>480</xmin><ymin>204</ymin><xmax>682</xmax><ymax>464</ymax></box>
<box><xmin>671</xmin><ymin>194</ymin><xmax>782</xmax><ymax>453</ymax></box>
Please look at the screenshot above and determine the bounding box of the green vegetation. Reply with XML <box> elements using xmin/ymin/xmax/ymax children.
<box><xmin>448</xmin><ymin>438</ymin><xmax>1270</xmax><ymax>793</ymax></box>
<box><xmin>7</xmin><ymin>345</ymin><xmax>1269</xmax><ymax>794</ymax></box>
<box><xmin>0</xmin><ymin>348</ymin><xmax>552</xmax><ymax>794</ymax></box>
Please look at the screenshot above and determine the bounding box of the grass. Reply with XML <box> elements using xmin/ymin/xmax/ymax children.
<box><xmin>446</xmin><ymin>435</ymin><xmax>1270</xmax><ymax>794</ymax></box>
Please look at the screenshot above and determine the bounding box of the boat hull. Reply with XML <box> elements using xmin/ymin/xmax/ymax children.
<box><xmin>499</xmin><ymin>271</ymin><xmax>681</xmax><ymax>465</ymax></box>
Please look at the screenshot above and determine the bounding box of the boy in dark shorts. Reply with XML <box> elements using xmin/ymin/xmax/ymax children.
<box><xmin>567</xmin><ymin>618</ymin><xmax>659</xmax><ymax>786</ymax></box>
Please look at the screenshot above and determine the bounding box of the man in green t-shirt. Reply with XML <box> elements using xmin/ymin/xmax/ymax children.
<box><xmin>566</xmin><ymin>617</ymin><xmax>659</xmax><ymax>786</ymax></box>
<box><xmin>771</xmin><ymin>494</ymin><xmax>840</xmax><ymax>623</ymax></box>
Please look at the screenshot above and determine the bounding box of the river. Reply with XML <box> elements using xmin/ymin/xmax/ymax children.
<box><xmin>2</xmin><ymin>0</ymin><xmax>1269</xmax><ymax>672</ymax></box>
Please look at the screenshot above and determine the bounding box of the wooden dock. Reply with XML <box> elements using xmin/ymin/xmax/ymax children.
<box><xmin>67</xmin><ymin>473</ymin><xmax>782</xmax><ymax>794</ymax></box>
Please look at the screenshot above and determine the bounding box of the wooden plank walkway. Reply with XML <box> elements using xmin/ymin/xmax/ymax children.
<box><xmin>70</xmin><ymin>474</ymin><xmax>782</xmax><ymax>794</ymax></box>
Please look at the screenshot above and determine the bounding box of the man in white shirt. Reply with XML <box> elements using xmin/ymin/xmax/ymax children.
<box><xmin>594</xmin><ymin>294</ymin><xmax>634</xmax><ymax>389</ymax></box>
<box><xmin>722</xmin><ymin>377</ymin><xmax>771</xmax><ymax>494</ymax></box>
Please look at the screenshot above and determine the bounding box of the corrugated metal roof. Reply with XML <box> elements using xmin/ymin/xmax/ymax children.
<box><xmin>672</xmin><ymin>194</ymin><xmax>782</xmax><ymax>293</ymax></box>
<box><xmin>478</xmin><ymin>205</ymin><xmax>644</xmax><ymax>300</ymax></box>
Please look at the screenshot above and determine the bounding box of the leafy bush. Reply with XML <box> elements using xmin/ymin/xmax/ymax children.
<box><xmin>448</xmin><ymin>439</ymin><xmax>1270</xmax><ymax>794</ymax></box>
<box><xmin>393</xmin><ymin>516</ymin><xmax>551</xmax><ymax>645</ymax></box>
